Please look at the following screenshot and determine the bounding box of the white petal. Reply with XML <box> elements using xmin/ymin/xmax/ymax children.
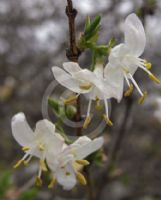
<box><xmin>124</xmin><ymin>13</ymin><xmax>146</xmax><ymax>56</ymax></box>
<box><xmin>73</xmin><ymin>69</ymin><xmax>104</xmax><ymax>92</ymax></box>
<box><xmin>11</xmin><ymin>112</ymin><xmax>34</xmax><ymax>147</ymax></box>
<box><xmin>71</xmin><ymin>137</ymin><xmax>104</xmax><ymax>160</ymax></box>
<box><xmin>56</xmin><ymin>164</ymin><xmax>77</xmax><ymax>190</ymax></box>
<box><xmin>35</xmin><ymin>119</ymin><xmax>64</xmax><ymax>152</ymax></box>
<box><xmin>104</xmin><ymin>63</ymin><xmax>124</xmax><ymax>102</ymax></box>
<box><xmin>63</xmin><ymin>62</ymin><xmax>82</xmax><ymax>75</ymax></box>
<box><xmin>52</xmin><ymin>67</ymin><xmax>89</xmax><ymax>94</ymax></box>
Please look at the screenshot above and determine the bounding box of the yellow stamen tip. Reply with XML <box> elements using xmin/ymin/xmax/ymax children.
<box><xmin>35</xmin><ymin>177</ymin><xmax>42</xmax><ymax>187</ymax></box>
<box><xmin>39</xmin><ymin>144</ymin><xmax>45</xmax><ymax>151</ymax></box>
<box><xmin>64</xmin><ymin>95</ymin><xmax>78</xmax><ymax>105</ymax></box>
<box><xmin>48</xmin><ymin>178</ymin><xmax>56</xmax><ymax>189</ymax></box>
<box><xmin>79</xmin><ymin>82</ymin><xmax>92</xmax><ymax>90</ymax></box>
<box><xmin>124</xmin><ymin>84</ymin><xmax>134</xmax><ymax>97</ymax></box>
<box><xmin>76</xmin><ymin>172</ymin><xmax>87</xmax><ymax>185</ymax></box>
<box><xmin>149</xmin><ymin>74</ymin><xmax>160</xmax><ymax>84</ymax></box>
<box><xmin>13</xmin><ymin>159</ymin><xmax>23</xmax><ymax>169</ymax></box>
<box><xmin>145</xmin><ymin>63</ymin><xmax>152</xmax><ymax>70</ymax></box>
<box><xmin>103</xmin><ymin>114</ymin><xmax>113</xmax><ymax>126</ymax></box>
<box><xmin>95</xmin><ymin>97</ymin><xmax>103</xmax><ymax>110</ymax></box>
<box><xmin>22</xmin><ymin>146</ymin><xmax>30</xmax><ymax>152</ymax></box>
<box><xmin>40</xmin><ymin>160</ymin><xmax>48</xmax><ymax>172</ymax></box>
<box><xmin>138</xmin><ymin>91</ymin><xmax>147</xmax><ymax>105</ymax></box>
<box><xmin>83</xmin><ymin>116</ymin><xmax>91</xmax><ymax>129</ymax></box>
<box><xmin>76</xmin><ymin>160</ymin><xmax>90</xmax><ymax>166</ymax></box>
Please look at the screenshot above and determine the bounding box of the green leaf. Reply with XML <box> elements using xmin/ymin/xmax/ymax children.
<box><xmin>85</xmin><ymin>15</ymin><xmax>101</xmax><ymax>36</ymax></box>
<box><xmin>65</xmin><ymin>105</ymin><xmax>77</xmax><ymax>119</ymax></box>
<box><xmin>84</xmin><ymin>16</ymin><xmax>91</xmax><ymax>32</ymax></box>
<box><xmin>48</xmin><ymin>97</ymin><xmax>60</xmax><ymax>116</ymax></box>
<box><xmin>0</xmin><ymin>170</ymin><xmax>12</xmax><ymax>198</ymax></box>
<box><xmin>18</xmin><ymin>188</ymin><xmax>38</xmax><ymax>200</ymax></box>
<box><xmin>108</xmin><ymin>37</ymin><xmax>116</xmax><ymax>49</ymax></box>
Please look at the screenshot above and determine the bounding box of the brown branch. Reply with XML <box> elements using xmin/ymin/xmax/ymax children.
<box><xmin>65</xmin><ymin>0</ymin><xmax>82</xmax><ymax>136</ymax></box>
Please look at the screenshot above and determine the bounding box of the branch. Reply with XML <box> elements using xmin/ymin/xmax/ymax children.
<box><xmin>66</xmin><ymin>0</ymin><xmax>82</xmax><ymax>136</ymax></box>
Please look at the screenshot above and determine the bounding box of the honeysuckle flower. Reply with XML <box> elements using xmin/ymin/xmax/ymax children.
<box><xmin>47</xmin><ymin>136</ymin><xmax>104</xmax><ymax>190</ymax></box>
<box><xmin>52</xmin><ymin>62</ymin><xmax>118</xmax><ymax>127</ymax></box>
<box><xmin>105</xmin><ymin>13</ymin><xmax>160</xmax><ymax>103</ymax></box>
<box><xmin>11</xmin><ymin>112</ymin><xmax>64</xmax><ymax>186</ymax></box>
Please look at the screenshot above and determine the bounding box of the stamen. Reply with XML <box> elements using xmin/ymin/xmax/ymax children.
<box><xmin>79</xmin><ymin>82</ymin><xmax>92</xmax><ymax>90</ymax></box>
<box><xmin>128</xmin><ymin>73</ymin><xmax>143</xmax><ymax>96</ymax></box>
<box><xmin>40</xmin><ymin>160</ymin><xmax>48</xmax><ymax>172</ymax></box>
<box><xmin>83</xmin><ymin>116</ymin><xmax>91</xmax><ymax>129</ymax></box>
<box><xmin>23</xmin><ymin>155</ymin><xmax>32</xmax><ymax>166</ymax></box>
<box><xmin>95</xmin><ymin>97</ymin><xmax>103</xmax><ymax>110</ymax></box>
<box><xmin>124</xmin><ymin>84</ymin><xmax>134</xmax><ymax>97</ymax></box>
<box><xmin>103</xmin><ymin>114</ymin><xmax>113</xmax><ymax>127</ymax></box>
<box><xmin>76</xmin><ymin>160</ymin><xmax>90</xmax><ymax>166</ymax></box>
<box><xmin>64</xmin><ymin>95</ymin><xmax>78</xmax><ymax>105</ymax></box>
<box><xmin>138</xmin><ymin>91</ymin><xmax>147</xmax><ymax>104</ymax></box>
<box><xmin>76</xmin><ymin>172</ymin><xmax>87</xmax><ymax>185</ymax></box>
<box><xmin>13</xmin><ymin>153</ymin><xmax>29</xmax><ymax>168</ymax></box>
<box><xmin>39</xmin><ymin>144</ymin><xmax>45</xmax><ymax>151</ymax></box>
<box><xmin>13</xmin><ymin>159</ymin><xmax>24</xmax><ymax>169</ymax></box>
<box><xmin>22</xmin><ymin>146</ymin><xmax>30</xmax><ymax>152</ymax></box>
<box><xmin>35</xmin><ymin>176</ymin><xmax>42</xmax><ymax>187</ymax></box>
<box><xmin>48</xmin><ymin>177</ymin><xmax>56</xmax><ymax>189</ymax></box>
<box><xmin>144</xmin><ymin>61</ymin><xmax>152</xmax><ymax>70</ymax></box>
<box><xmin>148</xmin><ymin>73</ymin><xmax>160</xmax><ymax>84</ymax></box>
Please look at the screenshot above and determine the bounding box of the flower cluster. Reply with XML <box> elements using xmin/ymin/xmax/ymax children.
<box><xmin>11</xmin><ymin>13</ymin><xmax>159</xmax><ymax>191</ymax></box>
<box><xmin>52</xmin><ymin>13</ymin><xmax>160</xmax><ymax>127</ymax></box>
<box><xmin>12</xmin><ymin>113</ymin><xmax>103</xmax><ymax>190</ymax></box>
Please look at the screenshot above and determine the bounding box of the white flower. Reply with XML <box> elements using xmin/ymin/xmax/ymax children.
<box><xmin>52</xmin><ymin>62</ymin><xmax>117</xmax><ymax>127</ymax></box>
<box><xmin>105</xmin><ymin>13</ymin><xmax>160</xmax><ymax>103</ymax></box>
<box><xmin>11</xmin><ymin>112</ymin><xmax>64</xmax><ymax>186</ymax></box>
<box><xmin>47</xmin><ymin>136</ymin><xmax>104</xmax><ymax>190</ymax></box>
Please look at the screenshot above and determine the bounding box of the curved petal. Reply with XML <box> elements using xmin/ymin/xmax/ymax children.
<box><xmin>71</xmin><ymin>136</ymin><xmax>104</xmax><ymax>160</ymax></box>
<box><xmin>63</xmin><ymin>62</ymin><xmax>82</xmax><ymax>75</ymax></box>
<box><xmin>124</xmin><ymin>13</ymin><xmax>146</xmax><ymax>56</ymax></box>
<box><xmin>52</xmin><ymin>67</ymin><xmax>89</xmax><ymax>94</ymax></box>
<box><xmin>11</xmin><ymin>112</ymin><xmax>34</xmax><ymax>147</ymax></box>
<box><xmin>56</xmin><ymin>164</ymin><xmax>77</xmax><ymax>190</ymax></box>
<box><xmin>104</xmin><ymin>63</ymin><xmax>124</xmax><ymax>102</ymax></box>
<box><xmin>73</xmin><ymin>69</ymin><xmax>104</xmax><ymax>93</ymax></box>
<box><xmin>35</xmin><ymin>119</ymin><xmax>64</xmax><ymax>153</ymax></box>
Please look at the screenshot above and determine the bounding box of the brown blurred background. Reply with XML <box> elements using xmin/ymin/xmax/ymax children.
<box><xmin>1</xmin><ymin>0</ymin><xmax>161</xmax><ymax>199</ymax></box>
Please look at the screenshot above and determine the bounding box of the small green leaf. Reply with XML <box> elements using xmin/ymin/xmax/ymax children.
<box><xmin>18</xmin><ymin>188</ymin><xmax>38</xmax><ymax>200</ymax></box>
<box><xmin>108</xmin><ymin>37</ymin><xmax>116</xmax><ymax>49</ymax></box>
<box><xmin>85</xmin><ymin>15</ymin><xmax>101</xmax><ymax>36</ymax></box>
<box><xmin>65</xmin><ymin>105</ymin><xmax>77</xmax><ymax>119</ymax></box>
<box><xmin>84</xmin><ymin>16</ymin><xmax>91</xmax><ymax>32</ymax></box>
<box><xmin>0</xmin><ymin>170</ymin><xmax>12</xmax><ymax>198</ymax></box>
<box><xmin>48</xmin><ymin>97</ymin><xmax>59</xmax><ymax>115</ymax></box>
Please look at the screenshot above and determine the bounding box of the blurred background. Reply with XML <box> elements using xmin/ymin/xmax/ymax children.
<box><xmin>1</xmin><ymin>0</ymin><xmax>161</xmax><ymax>199</ymax></box>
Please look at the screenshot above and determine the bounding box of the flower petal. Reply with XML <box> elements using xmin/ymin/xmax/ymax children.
<box><xmin>71</xmin><ymin>136</ymin><xmax>104</xmax><ymax>160</ymax></box>
<box><xmin>63</xmin><ymin>62</ymin><xmax>82</xmax><ymax>75</ymax></box>
<box><xmin>52</xmin><ymin>67</ymin><xmax>89</xmax><ymax>93</ymax></box>
<box><xmin>73</xmin><ymin>69</ymin><xmax>104</xmax><ymax>93</ymax></box>
<box><xmin>104</xmin><ymin>63</ymin><xmax>124</xmax><ymax>102</ymax></box>
<box><xmin>56</xmin><ymin>164</ymin><xmax>77</xmax><ymax>190</ymax></box>
<box><xmin>11</xmin><ymin>112</ymin><xmax>34</xmax><ymax>147</ymax></box>
<box><xmin>124</xmin><ymin>13</ymin><xmax>146</xmax><ymax>56</ymax></box>
<box><xmin>35</xmin><ymin>119</ymin><xmax>64</xmax><ymax>153</ymax></box>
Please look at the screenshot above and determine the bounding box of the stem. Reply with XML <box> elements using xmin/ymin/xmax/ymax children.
<box><xmin>66</xmin><ymin>0</ymin><xmax>82</xmax><ymax>136</ymax></box>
